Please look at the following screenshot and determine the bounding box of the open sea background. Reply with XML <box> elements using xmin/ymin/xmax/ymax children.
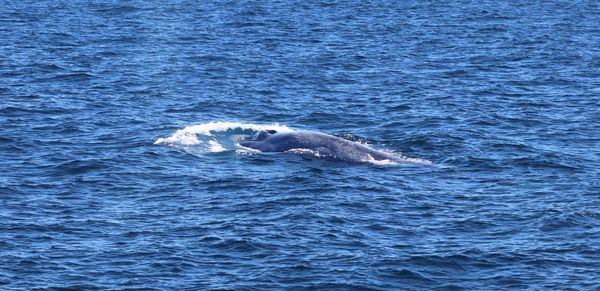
<box><xmin>1</xmin><ymin>1</ymin><xmax>600</xmax><ymax>289</ymax></box>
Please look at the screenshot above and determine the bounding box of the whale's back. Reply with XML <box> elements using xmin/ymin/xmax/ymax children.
<box><xmin>240</xmin><ymin>131</ymin><xmax>403</xmax><ymax>163</ymax></box>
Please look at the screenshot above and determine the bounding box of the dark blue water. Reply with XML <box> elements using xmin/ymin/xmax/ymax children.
<box><xmin>2</xmin><ymin>1</ymin><xmax>600</xmax><ymax>289</ymax></box>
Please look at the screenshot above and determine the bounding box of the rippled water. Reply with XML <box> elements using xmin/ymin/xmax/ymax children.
<box><xmin>2</xmin><ymin>1</ymin><xmax>600</xmax><ymax>289</ymax></box>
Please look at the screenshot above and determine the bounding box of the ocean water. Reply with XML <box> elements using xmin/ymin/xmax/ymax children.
<box><xmin>1</xmin><ymin>1</ymin><xmax>599</xmax><ymax>289</ymax></box>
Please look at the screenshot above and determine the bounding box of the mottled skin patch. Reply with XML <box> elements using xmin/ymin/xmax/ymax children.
<box><xmin>240</xmin><ymin>130</ymin><xmax>404</xmax><ymax>163</ymax></box>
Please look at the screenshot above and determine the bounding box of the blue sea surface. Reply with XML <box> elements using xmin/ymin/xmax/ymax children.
<box><xmin>1</xmin><ymin>1</ymin><xmax>600</xmax><ymax>289</ymax></box>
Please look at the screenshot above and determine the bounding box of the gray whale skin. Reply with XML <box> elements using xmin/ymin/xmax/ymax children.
<box><xmin>239</xmin><ymin>130</ymin><xmax>404</xmax><ymax>163</ymax></box>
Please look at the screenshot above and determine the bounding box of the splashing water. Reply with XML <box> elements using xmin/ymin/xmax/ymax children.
<box><xmin>154</xmin><ymin>121</ymin><xmax>295</xmax><ymax>154</ymax></box>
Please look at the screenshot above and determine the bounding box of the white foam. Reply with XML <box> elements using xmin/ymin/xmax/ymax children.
<box><xmin>399</xmin><ymin>156</ymin><xmax>433</xmax><ymax>165</ymax></box>
<box><xmin>154</xmin><ymin>121</ymin><xmax>295</xmax><ymax>146</ymax></box>
<box><xmin>359</xmin><ymin>152</ymin><xmax>433</xmax><ymax>166</ymax></box>
<box><xmin>374</xmin><ymin>149</ymin><xmax>433</xmax><ymax>165</ymax></box>
<box><xmin>362</xmin><ymin>154</ymin><xmax>398</xmax><ymax>165</ymax></box>
<box><xmin>208</xmin><ymin>140</ymin><xmax>226</xmax><ymax>152</ymax></box>
<box><xmin>235</xmin><ymin>143</ymin><xmax>262</xmax><ymax>154</ymax></box>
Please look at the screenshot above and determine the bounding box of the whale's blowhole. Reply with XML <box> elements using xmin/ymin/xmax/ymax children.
<box><xmin>252</xmin><ymin>129</ymin><xmax>277</xmax><ymax>141</ymax></box>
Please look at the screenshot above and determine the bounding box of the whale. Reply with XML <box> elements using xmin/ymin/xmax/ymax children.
<box><xmin>239</xmin><ymin>130</ymin><xmax>406</xmax><ymax>164</ymax></box>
